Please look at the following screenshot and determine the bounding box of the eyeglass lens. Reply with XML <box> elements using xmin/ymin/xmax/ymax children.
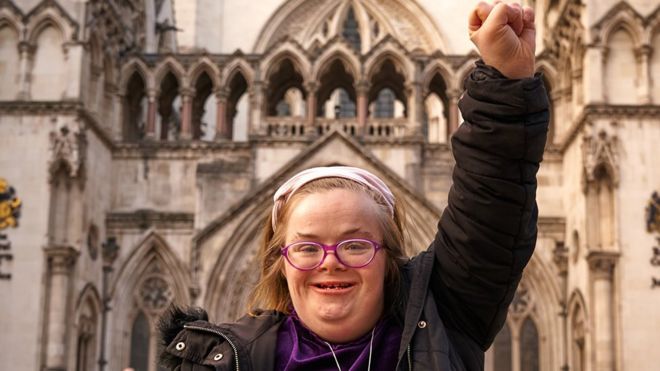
<box><xmin>287</xmin><ymin>240</ymin><xmax>376</xmax><ymax>269</ymax></box>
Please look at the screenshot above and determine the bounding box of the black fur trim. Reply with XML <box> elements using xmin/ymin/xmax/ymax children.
<box><xmin>158</xmin><ymin>305</ymin><xmax>209</xmax><ymax>369</ymax></box>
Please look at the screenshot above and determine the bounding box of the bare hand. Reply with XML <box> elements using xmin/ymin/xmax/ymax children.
<box><xmin>469</xmin><ymin>1</ymin><xmax>536</xmax><ymax>79</ymax></box>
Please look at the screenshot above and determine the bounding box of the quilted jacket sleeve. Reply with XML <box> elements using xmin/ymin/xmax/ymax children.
<box><xmin>431</xmin><ymin>61</ymin><xmax>549</xmax><ymax>351</ymax></box>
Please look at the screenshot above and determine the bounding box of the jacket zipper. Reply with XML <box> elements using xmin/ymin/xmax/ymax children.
<box><xmin>183</xmin><ymin>324</ymin><xmax>241</xmax><ymax>371</ymax></box>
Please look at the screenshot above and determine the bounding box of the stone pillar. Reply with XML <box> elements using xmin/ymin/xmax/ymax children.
<box><xmin>635</xmin><ymin>45</ymin><xmax>652</xmax><ymax>104</ymax></box>
<box><xmin>447</xmin><ymin>89</ymin><xmax>462</xmax><ymax>137</ymax></box>
<box><xmin>145</xmin><ymin>89</ymin><xmax>158</xmax><ymax>139</ymax></box>
<box><xmin>405</xmin><ymin>81</ymin><xmax>424</xmax><ymax>137</ymax></box>
<box><xmin>17</xmin><ymin>41</ymin><xmax>34</xmax><ymax>100</ymax></box>
<box><xmin>584</xmin><ymin>46</ymin><xmax>606</xmax><ymax>104</ymax></box>
<box><xmin>355</xmin><ymin>80</ymin><xmax>369</xmax><ymax>136</ymax></box>
<box><xmin>304</xmin><ymin>82</ymin><xmax>318</xmax><ymax>129</ymax></box>
<box><xmin>249</xmin><ymin>80</ymin><xmax>265</xmax><ymax>136</ymax></box>
<box><xmin>587</xmin><ymin>251</ymin><xmax>619</xmax><ymax>371</ymax></box>
<box><xmin>43</xmin><ymin>246</ymin><xmax>79</xmax><ymax>371</ymax></box>
<box><xmin>215</xmin><ymin>89</ymin><xmax>229</xmax><ymax>140</ymax></box>
<box><xmin>179</xmin><ymin>88</ymin><xmax>194</xmax><ymax>140</ymax></box>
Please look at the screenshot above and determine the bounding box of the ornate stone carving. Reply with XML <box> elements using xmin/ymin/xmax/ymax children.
<box><xmin>44</xmin><ymin>245</ymin><xmax>79</xmax><ymax>275</ymax></box>
<box><xmin>138</xmin><ymin>275</ymin><xmax>173</xmax><ymax>312</ymax></box>
<box><xmin>49</xmin><ymin>119</ymin><xmax>86</xmax><ymax>180</ymax></box>
<box><xmin>582</xmin><ymin>121</ymin><xmax>618</xmax><ymax>189</ymax></box>
<box><xmin>587</xmin><ymin>251</ymin><xmax>619</xmax><ymax>279</ymax></box>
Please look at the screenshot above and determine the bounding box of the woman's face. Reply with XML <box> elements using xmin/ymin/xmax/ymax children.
<box><xmin>282</xmin><ymin>188</ymin><xmax>387</xmax><ymax>343</ymax></box>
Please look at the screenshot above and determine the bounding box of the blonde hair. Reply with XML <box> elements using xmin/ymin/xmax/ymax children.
<box><xmin>247</xmin><ymin>177</ymin><xmax>407</xmax><ymax>316</ymax></box>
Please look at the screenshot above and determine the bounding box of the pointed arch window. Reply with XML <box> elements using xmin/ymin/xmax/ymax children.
<box><xmin>489</xmin><ymin>317</ymin><xmax>540</xmax><ymax>371</ymax></box>
<box><xmin>520</xmin><ymin>318</ymin><xmax>540</xmax><ymax>371</ymax></box>
<box><xmin>129</xmin><ymin>311</ymin><xmax>150</xmax><ymax>371</ymax></box>
<box><xmin>342</xmin><ymin>7</ymin><xmax>361</xmax><ymax>52</ymax></box>
<box><xmin>486</xmin><ymin>283</ymin><xmax>540</xmax><ymax>371</ymax></box>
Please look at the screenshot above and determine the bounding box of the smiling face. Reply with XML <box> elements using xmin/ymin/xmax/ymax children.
<box><xmin>282</xmin><ymin>188</ymin><xmax>387</xmax><ymax>343</ymax></box>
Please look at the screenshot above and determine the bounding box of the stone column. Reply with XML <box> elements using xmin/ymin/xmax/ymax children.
<box><xmin>304</xmin><ymin>81</ymin><xmax>318</xmax><ymax>129</ymax></box>
<box><xmin>17</xmin><ymin>41</ymin><xmax>34</xmax><ymax>100</ymax></box>
<box><xmin>179</xmin><ymin>88</ymin><xmax>194</xmax><ymax>140</ymax></box>
<box><xmin>355</xmin><ymin>80</ymin><xmax>369</xmax><ymax>136</ymax></box>
<box><xmin>215</xmin><ymin>89</ymin><xmax>229</xmax><ymax>140</ymax></box>
<box><xmin>447</xmin><ymin>89</ymin><xmax>462</xmax><ymax>138</ymax></box>
<box><xmin>145</xmin><ymin>89</ymin><xmax>158</xmax><ymax>139</ymax></box>
<box><xmin>405</xmin><ymin>81</ymin><xmax>424</xmax><ymax>137</ymax></box>
<box><xmin>583</xmin><ymin>45</ymin><xmax>606</xmax><ymax>104</ymax></box>
<box><xmin>249</xmin><ymin>80</ymin><xmax>265</xmax><ymax>136</ymax></box>
<box><xmin>635</xmin><ymin>45</ymin><xmax>652</xmax><ymax>104</ymax></box>
<box><xmin>587</xmin><ymin>251</ymin><xmax>619</xmax><ymax>371</ymax></box>
<box><xmin>43</xmin><ymin>246</ymin><xmax>79</xmax><ymax>371</ymax></box>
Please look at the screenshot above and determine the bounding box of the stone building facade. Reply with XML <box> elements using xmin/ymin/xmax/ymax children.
<box><xmin>0</xmin><ymin>0</ymin><xmax>659</xmax><ymax>370</ymax></box>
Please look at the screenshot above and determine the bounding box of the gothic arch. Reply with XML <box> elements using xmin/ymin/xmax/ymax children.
<box><xmin>253</xmin><ymin>0</ymin><xmax>447</xmax><ymax>55</ymax></box>
<box><xmin>491</xmin><ymin>253</ymin><xmax>562</xmax><ymax>371</ymax></box>
<box><xmin>110</xmin><ymin>230</ymin><xmax>190</xmax><ymax>303</ymax></box>
<box><xmin>592</xmin><ymin>2</ymin><xmax>644</xmax><ymax>48</ymax></box>
<box><xmin>261</xmin><ymin>41</ymin><xmax>311</xmax><ymax>84</ymax></box>
<box><xmin>108</xmin><ymin>231</ymin><xmax>190</xmax><ymax>371</ymax></box>
<box><xmin>25</xmin><ymin>1</ymin><xmax>77</xmax><ymax>44</ymax></box>
<box><xmin>422</xmin><ymin>59</ymin><xmax>455</xmax><ymax>94</ymax></box>
<box><xmin>71</xmin><ymin>283</ymin><xmax>102</xmax><ymax>371</ymax></box>
<box><xmin>119</xmin><ymin>58</ymin><xmax>151</xmax><ymax>94</ymax></box>
<box><xmin>204</xmin><ymin>203</ymin><xmax>269</xmax><ymax>322</ymax></box>
<box><xmin>455</xmin><ymin>54</ymin><xmax>480</xmax><ymax>90</ymax></box>
<box><xmin>220</xmin><ymin>58</ymin><xmax>254</xmax><ymax>89</ymax></box>
<box><xmin>153</xmin><ymin>57</ymin><xmax>188</xmax><ymax>90</ymax></box>
<box><xmin>647</xmin><ymin>7</ymin><xmax>660</xmax><ymax>45</ymax></box>
<box><xmin>312</xmin><ymin>41</ymin><xmax>361</xmax><ymax>82</ymax></box>
<box><xmin>567</xmin><ymin>289</ymin><xmax>591</xmax><ymax>371</ymax></box>
<box><xmin>0</xmin><ymin>3</ymin><xmax>23</xmax><ymax>36</ymax></box>
<box><xmin>188</xmin><ymin>57</ymin><xmax>221</xmax><ymax>90</ymax></box>
<box><xmin>363</xmin><ymin>38</ymin><xmax>414</xmax><ymax>83</ymax></box>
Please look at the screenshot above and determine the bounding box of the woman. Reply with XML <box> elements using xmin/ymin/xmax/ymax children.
<box><xmin>160</xmin><ymin>2</ymin><xmax>549</xmax><ymax>370</ymax></box>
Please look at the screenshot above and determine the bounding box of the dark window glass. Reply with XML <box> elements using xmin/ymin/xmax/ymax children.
<box><xmin>338</xmin><ymin>89</ymin><xmax>356</xmax><ymax>118</ymax></box>
<box><xmin>375</xmin><ymin>88</ymin><xmax>395</xmax><ymax>118</ymax></box>
<box><xmin>130</xmin><ymin>311</ymin><xmax>150</xmax><ymax>371</ymax></box>
<box><xmin>520</xmin><ymin>317</ymin><xmax>540</xmax><ymax>371</ymax></box>
<box><xmin>342</xmin><ymin>7</ymin><xmax>361</xmax><ymax>52</ymax></box>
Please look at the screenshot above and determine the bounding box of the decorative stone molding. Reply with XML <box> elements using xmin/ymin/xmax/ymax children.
<box><xmin>138</xmin><ymin>275</ymin><xmax>173</xmax><ymax>312</ymax></box>
<box><xmin>581</xmin><ymin>121</ymin><xmax>619</xmax><ymax>189</ymax></box>
<box><xmin>44</xmin><ymin>245</ymin><xmax>79</xmax><ymax>275</ymax></box>
<box><xmin>587</xmin><ymin>251</ymin><xmax>619</xmax><ymax>279</ymax></box>
<box><xmin>106</xmin><ymin>209</ymin><xmax>194</xmax><ymax>231</ymax></box>
<box><xmin>553</xmin><ymin>241</ymin><xmax>569</xmax><ymax>276</ymax></box>
<box><xmin>49</xmin><ymin>118</ymin><xmax>86</xmax><ymax>180</ymax></box>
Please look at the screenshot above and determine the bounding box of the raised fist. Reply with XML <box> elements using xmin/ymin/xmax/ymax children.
<box><xmin>469</xmin><ymin>1</ymin><xmax>536</xmax><ymax>79</ymax></box>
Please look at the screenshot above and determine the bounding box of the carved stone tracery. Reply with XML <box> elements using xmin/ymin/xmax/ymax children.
<box><xmin>581</xmin><ymin>122</ymin><xmax>619</xmax><ymax>189</ymax></box>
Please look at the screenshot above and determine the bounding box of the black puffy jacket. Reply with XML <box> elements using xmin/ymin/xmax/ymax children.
<box><xmin>160</xmin><ymin>61</ymin><xmax>549</xmax><ymax>371</ymax></box>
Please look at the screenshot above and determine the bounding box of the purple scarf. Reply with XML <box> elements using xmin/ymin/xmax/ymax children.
<box><xmin>275</xmin><ymin>313</ymin><xmax>402</xmax><ymax>371</ymax></box>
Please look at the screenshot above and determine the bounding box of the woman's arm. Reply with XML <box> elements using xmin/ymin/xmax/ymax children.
<box><xmin>431</xmin><ymin>2</ymin><xmax>549</xmax><ymax>350</ymax></box>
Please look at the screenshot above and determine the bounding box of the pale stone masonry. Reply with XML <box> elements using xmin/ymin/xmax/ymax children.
<box><xmin>0</xmin><ymin>1</ymin><xmax>659</xmax><ymax>371</ymax></box>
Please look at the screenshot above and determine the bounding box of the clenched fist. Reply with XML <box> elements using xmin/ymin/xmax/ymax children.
<box><xmin>469</xmin><ymin>1</ymin><xmax>536</xmax><ymax>79</ymax></box>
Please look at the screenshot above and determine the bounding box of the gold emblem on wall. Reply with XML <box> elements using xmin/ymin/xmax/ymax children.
<box><xmin>0</xmin><ymin>178</ymin><xmax>22</xmax><ymax>230</ymax></box>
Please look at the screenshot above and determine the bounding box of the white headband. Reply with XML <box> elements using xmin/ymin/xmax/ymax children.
<box><xmin>271</xmin><ymin>166</ymin><xmax>395</xmax><ymax>230</ymax></box>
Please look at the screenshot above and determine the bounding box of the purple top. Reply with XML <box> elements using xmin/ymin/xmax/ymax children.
<box><xmin>275</xmin><ymin>313</ymin><xmax>402</xmax><ymax>371</ymax></box>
